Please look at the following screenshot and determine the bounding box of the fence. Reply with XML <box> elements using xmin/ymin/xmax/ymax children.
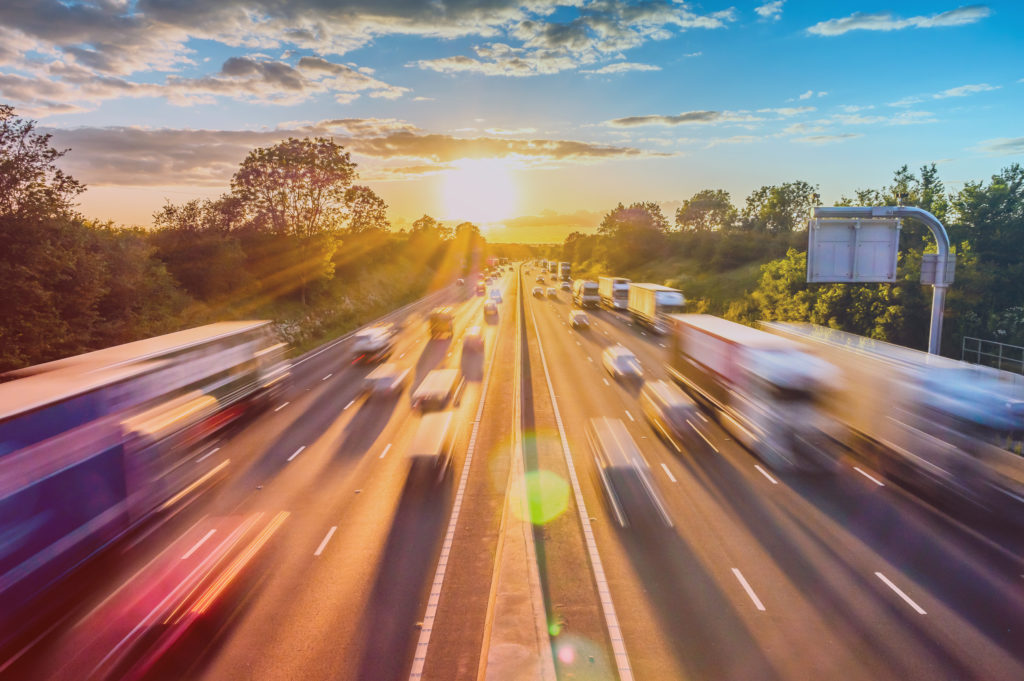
<box><xmin>961</xmin><ymin>336</ymin><xmax>1024</xmax><ymax>375</ymax></box>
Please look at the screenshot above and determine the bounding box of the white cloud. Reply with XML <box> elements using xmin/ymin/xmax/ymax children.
<box><xmin>605</xmin><ymin>110</ymin><xmax>764</xmax><ymax>127</ymax></box>
<box><xmin>798</xmin><ymin>89</ymin><xmax>813</xmax><ymax>100</ymax></box>
<box><xmin>793</xmin><ymin>133</ymin><xmax>862</xmax><ymax>144</ymax></box>
<box><xmin>43</xmin><ymin>117</ymin><xmax>674</xmax><ymax>187</ymax></box>
<box><xmin>706</xmin><ymin>135</ymin><xmax>761</xmax><ymax>147</ymax></box>
<box><xmin>807</xmin><ymin>5</ymin><xmax>991</xmax><ymax>36</ymax></box>
<box><xmin>757</xmin><ymin>106</ymin><xmax>815</xmax><ymax>117</ymax></box>
<box><xmin>890</xmin><ymin>82</ymin><xmax>1001</xmax><ymax>107</ymax></box>
<box><xmin>975</xmin><ymin>137</ymin><xmax>1024</xmax><ymax>156</ymax></box>
<box><xmin>413</xmin><ymin>1</ymin><xmax>734</xmax><ymax>78</ymax></box>
<box><xmin>581</xmin><ymin>62</ymin><xmax>661</xmax><ymax>74</ymax></box>
<box><xmin>755</xmin><ymin>1</ymin><xmax>785</xmax><ymax>22</ymax></box>
<box><xmin>934</xmin><ymin>82</ymin><xmax>1000</xmax><ymax>98</ymax></box>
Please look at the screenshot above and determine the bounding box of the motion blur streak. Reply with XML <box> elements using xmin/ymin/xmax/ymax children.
<box><xmin>189</xmin><ymin>511</ymin><xmax>290</xmax><ymax>617</ymax></box>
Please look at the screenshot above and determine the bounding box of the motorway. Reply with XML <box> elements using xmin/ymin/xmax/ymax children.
<box><xmin>5</xmin><ymin>264</ymin><xmax>1024</xmax><ymax>681</ymax></box>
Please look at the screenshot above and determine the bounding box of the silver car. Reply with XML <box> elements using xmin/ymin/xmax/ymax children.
<box><xmin>602</xmin><ymin>345</ymin><xmax>642</xmax><ymax>381</ymax></box>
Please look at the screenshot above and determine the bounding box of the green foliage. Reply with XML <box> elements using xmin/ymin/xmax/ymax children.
<box><xmin>0</xmin><ymin>104</ymin><xmax>84</xmax><ymax>222</ymax></box>
<box><xmin>675</xmin><ymin>189</ymin><xmax>737</xmax><ymax>232</ymax></box>
<box><xmin>231</xmin><ymin>136</ymin><xmax>356</xmax><ymax>236</ymax></box>
<box><xmin>345</xmin><ymin>185</ymin><xmax>390</xmax><ymax>233</ymax></box>
<box><xmin>597</xmin><ymin>202</ymin><xmax>669</xmax><ymax>269</ymax></box>
<box><xmin>741</xmin><ymin>180</ymin><xmax>819</xmax><ymax>232</ymax></box>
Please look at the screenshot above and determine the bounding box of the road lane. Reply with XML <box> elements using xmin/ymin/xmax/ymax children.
<box><xmin>528</xmin><ymin>286</ymin><xmax>1024</xmax><ymax>680</ymax></box>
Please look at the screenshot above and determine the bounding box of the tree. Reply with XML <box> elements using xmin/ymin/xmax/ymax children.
<box><xmin>741</xmin><ymin>180</ymin><xmax>818</xmax><ymax>232</ymax></box>
<box><xmin>231</xmin><ymin>136</ymin><xmax>356</xmax><ymax>236</ymax></box>
<box><xmin>597</xmin><ymin>201</ymin><xmax>669</xmax><ymax>269</ymax></box>
<box><xmin>0</xmin><ymin>104</ymin><xmax>84</xmax><ymax>222</ymax></box>
<box><xmin>410</xmin><ymin>214</ymin><xmax>452</xmax><ymax>241</ymax></box>
<box><xmin>345</xmin><ymin>185</ymin><xmax>390</xmax><ymax>233</ymax></box>
<box><xmin>675</xmin><ymin>189</ymin><xmax>737</xmax><ymax>232</ymax></box>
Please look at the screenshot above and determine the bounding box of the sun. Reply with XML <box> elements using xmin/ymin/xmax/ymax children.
<box><xmin>442</xmin><ymin>159</ymin><xmax>517</xmax><ymax>225</ymax></box>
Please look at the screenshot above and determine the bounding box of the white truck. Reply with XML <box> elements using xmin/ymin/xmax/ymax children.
<box><xmin>666</xmin><ymin>314</ymin><xmax>838</xmax><ymax>471</ymax></box>
<box><xmin>572</xmin><ymin>279</ymin><xmax>600</xmax><ymax>308</ymax></box>
<box><xmin>627</xmin><ymin>283</ymin><xmax>685</xmax><ymax>334</ymax></box>
<box><xmin>762</xmin><ymin>322</ymin><xmax>1024</xmax><ymax>517</ymax></box>
<box><xmin>598</xmin><ymin>276</ymin><xmax>630</xmax><ymax>311</ymax></box>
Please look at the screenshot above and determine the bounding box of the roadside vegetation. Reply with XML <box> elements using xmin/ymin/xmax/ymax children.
<box><xmin>562</xmin><ymin>165</ymin><xmax>1024</xmax><ymax>355</ymax></box>
<box><xmin>0</xmin><ymin>106</ymin><xmax>526</xmax><ymax>371</ymax></box>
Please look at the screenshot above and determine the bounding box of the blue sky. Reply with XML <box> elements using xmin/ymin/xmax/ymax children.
<box><xmin>0</xmin><ymin>1</ymin><xmax>1020</xmax><ymax>240</ymax></box>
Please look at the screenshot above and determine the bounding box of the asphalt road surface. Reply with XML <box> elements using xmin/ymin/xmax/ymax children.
<box><xmin>5</xmin><ymin>264</ymin><xmax>1023</xmax><ymax>681</ymax></box>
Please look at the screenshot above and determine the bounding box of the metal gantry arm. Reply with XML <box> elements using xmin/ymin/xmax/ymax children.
<box><xmin>813</xmin><ymin>205</ymin><xmax>953</xmax><ymax>355</ymax></box>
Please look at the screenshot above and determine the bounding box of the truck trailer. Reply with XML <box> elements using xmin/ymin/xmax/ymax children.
<box><xmin>666</xmin><ymin>314</ymin><xmax>837</xmax><ymax>471</ymax></box>
<box><xmin>598</xmin><ymin>276</ymin><xmax>630</xmax><ymax>310</ymax></box>
<box><xmin>763</xmin><ymin>322</ymin><xmax>1024</xmax><ymax>518</ymax></box>
<box><xmin>627</xmin><ymin>283</ymin><xmax>685</xmax><ymax>334</ymax></box>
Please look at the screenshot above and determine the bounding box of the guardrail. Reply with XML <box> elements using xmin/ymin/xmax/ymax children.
<box><xmin>961</xmin><ymin>336</ymin><xmax>1024</xmax><ymax>376</ymax></box>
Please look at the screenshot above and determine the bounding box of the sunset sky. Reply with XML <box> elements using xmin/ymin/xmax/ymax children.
<box><xmin>1</xmin><ymin>1</ymin><xmax>1021</xmax><ymax>242</ymax></box>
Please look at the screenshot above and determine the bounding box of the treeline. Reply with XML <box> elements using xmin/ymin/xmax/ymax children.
<box><xmin>0</xmin><ymin>105</ymin><xmax>507</xmax><ymax>371</ymax></box>
<box><xmin>562</xmin><ymin>164</ymin><xmax>1024</xmax><ymax>355</ymax></box>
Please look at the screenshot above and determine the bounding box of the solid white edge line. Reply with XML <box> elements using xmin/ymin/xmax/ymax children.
<box><xmin>274</xmin><ymin>401</ymin><xmax>290</xmax><ymax>412</ymax></box>
<box><xmin>181</xmin><ymin>529</ymin><xmax>216</xmax><ymax>560</ymax></box>
<box><xmin>322</xmin><ymin>373</ymin><xmax>333</xmax><ymax>381</ymax></box>
<box><xmin>660</xmin><ymin>463</ymin><xmax>678</xmax><ymax>483</ymax></box>
<box><xmin>407</xmin><ymin>285</ymin><xmax>502</xmax><ymax>681</ymax></box>
<box><xmin>380</xmin><ymin>443</ymin><xmax>392</xmax><ymax>459</ymax></box>
<box><xmin>754</xmin><ymin>464</ymin><xmax>779</xmax><ymax>485</ymax></box>
<box><xmin>287</xmin><ymin>445</ymin><xmax>306</xmax><ymax>462</ymax></box>
<box><xmin>875</xmin><ymin>572</ymin><xmax>927</xmax><ymax>614</ymax></box>
<box><xmin>854</xmin><ymin>466</ymin><xmax>886</xmax><ymax>487</ymax></box>
<box><xmin>731</xmin><ymin>568</ymin><xmax>766</xmax><ymax>611</ymax></box>
<box><xmin>314</xmin><ymin>526</ymin><xmax>338</xmax><ymax>557</ymax></box>
<box><xmin>529</xmin><ymin>303</ymin><xmax>635</xmax><ymax>681</ymax></box>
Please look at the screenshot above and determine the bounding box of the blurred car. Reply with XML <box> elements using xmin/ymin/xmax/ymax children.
<box><xmin>536</xmin><ymin>275</ymin><xmax>545</xmax><ymax>283</ymax></box>
<box><xmin>570</xmin><ymin>310</ymin><xmax>590</xmax><ymax>329</ymax></box>
<box><xmin>532</xmin><ymin>286</ymin><xmax>543</xmax><ymax>297</ymax></box>
<box><xmin>546</xmin><ymin>287</ymin><xmax>557</xmax><ymax>298</ymax></box>
<box><xmin>412</xmin><ymin>369</ymin><xmax>459</xmax><ymax>410</ymax></box>
<box><xmin>560</xmin><ymin>281</ymin><xmax>572</xmax><ymax>292</ymax></box>
<box><xmin>350</xmin><ymin>324</ymin><xmax>396</xmax><ymax>363</ymax></box>
<box><xmin>640</xmin><ymin>380</ymin><xmax>706</xmax><ymax>452</ymax></box>
<box><xmin>484</xmin><ymin>300</ymin><xmax>499</xmax><ymax>321</ymax></box>
<box><xmin>429</xmin><ymin>307</ymin><xmax>455</xmax><ymax>338</ymax></box>
<box><xmin>363</xmin><ymin>362</ymin><xmax>410</xmax><ymax>397</ymax></box>
<box><xmin>407</xmin><ymin>411</ymin><xmax>456</xmax><ymax>485</ymax></box>
<box><xmin>463</xmin><ymin>325</ymin><xmax>485</xmax><ymax>352</ymax></box>
<box><xmin>475</xmin><ymin>282</ymin><xmax>486</xmax><ymax>296</ymax></box>
<box><xmin>587</xmin><ymin>417</ymin><xmax>672</xmax><ymax>528</ymax></box>
<box><xmin>489</xmin><ymin>288</ymin><xmax>503</xmax><ymax>303</ymax></box>
<box><xmin>602</xmin><ymin>345</ymin><xmax>642</xmax><ymax>380</ymax></box>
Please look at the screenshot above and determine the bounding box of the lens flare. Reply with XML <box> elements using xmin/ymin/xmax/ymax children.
<box><xmin>512</xmin><ymin>469</ymin><xmax>569</xmax><ymax>525</ymax></box>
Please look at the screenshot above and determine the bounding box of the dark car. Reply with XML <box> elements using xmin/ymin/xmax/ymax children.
<box><xmin>640</xmin><ymin>380</ymin><xmax>707</xmax><ymax>453</ymax></box>
<box><xmin>587</xmin><ymin>417</ymin><xmax>672</xmax><ymax>528</ymax></box>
